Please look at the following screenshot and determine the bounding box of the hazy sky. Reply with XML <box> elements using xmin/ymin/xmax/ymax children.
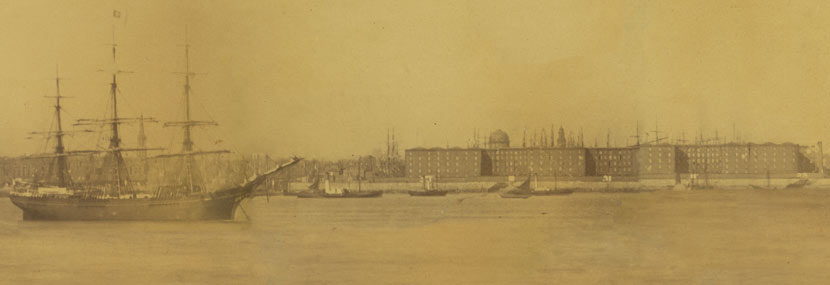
<box><xmin>2</xmin><ymin>0</ymin><xmax>830</xmax><ymax>159</ymax></box>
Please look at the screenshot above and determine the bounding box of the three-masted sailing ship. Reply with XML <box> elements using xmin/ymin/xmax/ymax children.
<box><xmin>9</xmin><ymin>35</ymin><xmax>300</xmax><ymax>221</ymax></box>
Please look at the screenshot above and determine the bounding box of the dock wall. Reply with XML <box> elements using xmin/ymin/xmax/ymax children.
<box><xmin>280</xmin><ymin>177</ymin><xmax>830</xmax><ymax>193</ymax></box>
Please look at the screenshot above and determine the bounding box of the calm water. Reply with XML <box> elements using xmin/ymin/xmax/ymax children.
<box><xmin>3</xmin><ymin>189</ymin><xmax>830</xmax><ymax>284</ymax></box>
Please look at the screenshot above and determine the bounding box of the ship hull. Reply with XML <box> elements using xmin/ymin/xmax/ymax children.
<box><xmin>296</xmin><ymin>191</ymin><xmax>383</xmax><ymax>198</ymax></box>
<box><xmin>499</xmin><ymin>192</ymin><xmax>532</xmax><ymax>199</ymax></box>
<box><xmin>9</xmin><ymin>187</ymin><xmax>248</xmax><ymax>221</ymax></box>
<box><xmin>531</xmin><ymin>189</ymin><xmax>575</xmax><ymax>196</ymax></box>
<box><xmin>408</xmin><ymin>190</ymin><xmax>448</xmax><ymax>197</ymax></box>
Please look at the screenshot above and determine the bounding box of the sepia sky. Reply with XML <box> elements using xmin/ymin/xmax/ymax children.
<box><xmin>2</xmin><ymin>0</ymin><xmax>830</xmax><ymax>159</ymax></box>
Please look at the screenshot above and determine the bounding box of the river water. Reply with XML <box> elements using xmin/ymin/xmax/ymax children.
<box><xmin>2</xmin><ymin>189</ymin><xmax>830</xmax><ymax>284</ymax></box>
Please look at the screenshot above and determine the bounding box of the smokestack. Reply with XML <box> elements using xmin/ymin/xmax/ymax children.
<box><xmin>532</xmin><ymin>130</ymin><xmax>537</xmax><ymax>147</ymax></box>
<box><xmin>579</xmin><ymin>127</ymin><xmax>584</xmax><ymax>147</ymax></box>
<box><xmin>606</xmin><ymin>129</ymin><xmax>610</xmax><ymax>148</ymax></box>
<box><xmin>550</xmin><ymin>124</ymin><xmax>555</xmax><ymax>147</ymax></box>
<box><xmin>818</xmin><ymin>141</ymin><xmax>824</xmax><ymax>174</ymax></box>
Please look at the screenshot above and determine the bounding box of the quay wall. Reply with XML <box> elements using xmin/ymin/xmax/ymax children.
<box><xmin>281</xmin><ymin>177</ymin><xmax>830</xmax><ymax>193</ymax></box>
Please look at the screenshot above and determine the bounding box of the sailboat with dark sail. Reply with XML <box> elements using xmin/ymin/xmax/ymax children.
<box><xmin>9</xmin><ymin>34</ymin><xmax>300</xmax><ymax>221</ymax></box>
<box><xmin>499</xmin><ymin>175</ymin><xmax>533</xmax><ymax>199</ymax></box>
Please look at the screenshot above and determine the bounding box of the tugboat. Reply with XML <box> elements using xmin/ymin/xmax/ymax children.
<box><xmin>296</xmin><ymin>174</ymin><xmax>382</xmax><ymax>198</ymax></box>
<box><xmin>9</xmin><ymin>34</ymin><xmax>301</xmax><ymax>220</ymax></box>
<box><xmin>297</xmin><ymin>157</ymin><xmax>382</xmax><ymax>198</ymax></box>
<box><xmin>409</xmin><ymin>175</ymin><xmax>448</xmax><ymax>197</ymax></box>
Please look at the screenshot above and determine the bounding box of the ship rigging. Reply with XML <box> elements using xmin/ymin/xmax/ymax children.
<box><xmin>9</xmin><ymin>27</ymin><xmax>301</xmax><ymax>221</ymax></box>
<box><xmin>152</xmin><ymin>34</ymin><xmax>229</xmax><ymax>197</ymax></box>
<box><xmin>72</xmin><ymin>34</ymin><xmax>161</xmax><ymax>197</ymax></box>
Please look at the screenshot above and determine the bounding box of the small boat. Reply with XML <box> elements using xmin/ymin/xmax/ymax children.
<box><xmin>688</xmin><ymin>184</ymin><xmax>715</xmax><ymax>190</ymax></box>
<box><xmin>784</xmin><ymin>179</ymin><xmax>810</xmax><ymax>189</ymax></box>
<box><xmin>532</xmin><ymin>189</ymin><xmax>574</xmax><ymax>196</ymax></box>
<box><xmin>614</xmin><ymin>187</ymin><xmax>643</xmax><ymax>193</ymax></box>
<box><xmin>499</xmin><ymin>192</ymin><xmax>532</xmax><ymax>199</ymax></box>
<box><xmin>409</xmin><ymin>190</ymin><xmax>448</xmax><ymax>196</ymax></box>
<box><xmin>749</xmin><ymin>185</ymin><xmax>776</xmax><ymax>190</ymax></box>
<box><xmin>297</xmin><ymin>190</ymin><xmax>383</xmax><ymax>198</ymax></box>
<box><xmin>409</xmin><ymin>175</ymin><xmax>448</xmax><ymax>196</ymax></box>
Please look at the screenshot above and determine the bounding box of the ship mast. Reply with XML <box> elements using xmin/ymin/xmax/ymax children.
<box><xmin>94</xmin><ymin>40</ymin><xmax>133</xmax><ymax>195</ymax></box>
<box><xmin>75</xmin><ymin>30</ymin><xmax>159</xmax><ymax>197</ymax></box>
<box><xmin>51</xmin><ymin>67</ymin><xmax>70</xmax><ymax>187</ymax></box>
<box><xmin>159</xmin><ymin>31</ymin><xmax>228</xmax><ymax>195</ymax></box>
<box><xmin>28</xmin><ymin>66</ymin><xmax>101</xmax><ymax>188</ymax></box>
<box><xmin>182</xmin><ymin>38</ymin><xmax>196</xmax><ymax>193</ymax></box>
<box><xmin>107</xmin><ymin>32</ymin><xmax>130</xmax><ymax>196</ymax></box>
<box><xmin>137</xmin><ymin>114</ymin><xmax>149</xmax><ymax>183</ymax></box>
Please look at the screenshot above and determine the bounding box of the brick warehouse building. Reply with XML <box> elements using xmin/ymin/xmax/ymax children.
<box><xmin>404</xmin><ymin>143</ymin><xmax>815</xmax><ymax>179</ymax></box>
<box><xmin>586</xmin><ymin>148</ymin><xmax>637</xmax><ymax>177</ymax></box>
<box><xmin>405</xmin><ymin>148</ymin><xmax>483</xmax><ymax>178</ymax></box>
<box><xmin>637</xmin><ymin>145</ymin><xmax>676</xmax><ymax>178</ymax></box>
<box><xmin>490</xmin><ymin>148</ymin><xmax>586</xmax><ymax>177</ymax></box>
<box><xmin>675</xmin><ymin>143</ymin><xmax>803</xmax><ymax>176</ymax></box>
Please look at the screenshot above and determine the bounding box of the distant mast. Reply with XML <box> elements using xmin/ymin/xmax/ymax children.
<box><xmin>137</xmin><ymin>114</ymin><xmax>149</xmax><ymax>183</ymax></box>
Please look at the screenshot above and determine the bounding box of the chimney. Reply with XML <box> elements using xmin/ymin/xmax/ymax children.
<box><xmin>818</xmin><ymin>141</ymin><xmax>824</xmax><ymax>174</ymax></box>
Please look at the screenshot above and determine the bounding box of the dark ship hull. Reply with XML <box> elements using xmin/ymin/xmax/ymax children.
<box><xmin>10</xmin><ymin>187</ymin><xmax>247</xmax><ymax>221</ymax></box>
<box><xmin>296</xmin><ymin>191</ymin><xmax>383</xmax><ymax>198</ymax></box>
<box><xmin>785</xmin><ymin>179</ymin><xmax>810</xmax><ymax>189</ymax></box>
<box><xmin>532</xmin><ymin>189</ymin><xmax>575</xmax><ymax>196</ymax></box>
<box><xmin>9</xmin><ymin>159</ymin><xmax>301</xmax><ymax>221</ymax></box>
<box><xmin>499</xmin><ymin>192</ymin><xmax>532</xmax><ymax>199</ymax></box>
<box><xmin>408</xmin><ymin>190</ymin><xmax>448</xmax><ymax>196</ymax></box>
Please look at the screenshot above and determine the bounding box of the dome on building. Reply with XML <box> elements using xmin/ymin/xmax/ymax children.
<box><xmin>489</xmin><ymin>129</ymin><xmax>510</xmax><ymax>149</ymax></box>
